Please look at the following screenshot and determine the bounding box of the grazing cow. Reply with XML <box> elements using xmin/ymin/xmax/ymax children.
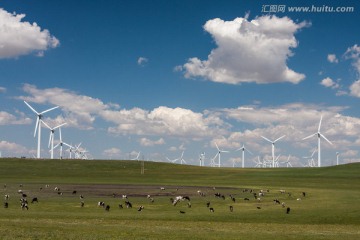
<box><xmin>180</xmin><ymin>211</ymin><xmax>185</xmax><ymax>214</ymax></box>
<box><xmin>273</xmin><ymin>199</ymin><xmax>280</xmax><ymax>204</ymax></box>
<box><xmin>80</xmin><ymin>195</ymin><xmax>84</xmax><ymax>200</ymax></box>
<box><xmin>20</xmin><ymin>198</ymin><xmax>28</xmax><ymax>210</ymax></box>
<box><xmin>281</xmin><ymin>202</ymin><xmax>286</xmax><ymax>208</ymax></box>
<box><xmin>183</xmin><ymin>196</ymin><xmax>190</xmax><ymax>201</ymax></box>
<box><xmin>80</xmin><ymin>201</ymin><xmax>85</xmax><ymax>207</ymax></box>
<box><xmin>137</xmin><ymin>206</ymin><xmax>144</xmax><ymax>212</ymax></box>
<box><xmin>125</xmin><ymin>201</ymin><xmax>132</xmax><ymax>208</ymax></box>
<box><xmin>105</xmin><ymin>205</ymin><xmax>110</xmax><ymax>211</ymax></box>
<box><xmin>4</xmin><ymin>202</ymin><xmax>8</xmax><ymax>208</ymax></box>
<box><xmin>119</xmin><ymin>204</ymin><xmax>123</xmax><ymax>209</ymax></box>
<box><xmin>257</xmin><ymin>206</ymin><xmax>261</xmax><ymax>209</ymax></box>
<box><xmin>72</xmin><ymin>190</ymin><xmax>77</xmax><ymax>195</ymax></box>
<box><xmin>160</xmin><ymin>187</ymin><xmax>165</xmax><ymax>190</ymax></box>
<box><xmin>98</xmin><ymin>201</ymin><xmax>105</xmax><ymax>207</ymax></box>
<box><xmin>57</xmin><ymin>192</ymin><xmax>63</xmax><ymax>195</ymax></box>
<box><xmin>209</xmin><ymin>207</ymin><xmax>214</xmax><ymax>212</ymax></box>
<box><xmin>230</xmin><ymin>195</ymin><xmax>236</xmax><ymax>203</ymax></box>
<box><xmin>296</xmin><ymin>198</ymin><xmax>301</xmax><ymax>201</ymax></box>
<box><xmin>206</xmin><ymin>202</ymin><xmax>210</xmax><ymax>208</ymax></box>
<box><xmin>18</xmin><ymin>190</ymin><xmax>23</xmax><ymax>194</ymax></box>
<box><xmin>149</xmin><ymin>197</ymin><xmax>154</xmax><ymax>203</ymax></box>
<box><xmin>122</xmin><ymin>195</ymin><xmax>128</xmax><ymax>199</ymax></box>
<box><xmin>22</xmin><ymin>193</ymin><xmax>27</xmax><ymax>198</ymax></box>
<box><xmin>229</xmin><ymin>206</ymin><xmax>234</xmax><ymax>212</ymax></box>
<box><xmin>4</xmin><ymin>194</ymin><xmax>9</xmax><ymax>201</ymax></box>
<box><xmin>187</xmin><ymin>202</ymin><xmax>191</xmax><ymax>208</ymax></box>
<box><xmin>31</xmin><ymin>197</ymin><xmax>38</xmax><ymax>203</ymax></box>
<box><xmin>286</xmin><ymin>207</ymin><xmax>291</xmax><ymax>214</ymax></box>
<box><xmin>54</xmin><ymin>187</ymin><xmax>60</xmax><ymax>192</ymax></box>
<box><xmin>244</xmin><ymin>198</ymin><xmax>250</xmax><ymax>201</ymax></box>
<box><xmin>280</xmin><ymin>190</ymin><xmax>286</xmax><ymax>194</ymax></box>
<box><xmin>302</xmin><ymin>192</ymin><xmax>306</xmax><ymax>197</ymax></box>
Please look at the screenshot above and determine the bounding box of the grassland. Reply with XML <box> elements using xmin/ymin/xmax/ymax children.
<box><xmin>0</xmin><ymin>158</ymin><xmax>359</xmax><ymax>239</ymax></box>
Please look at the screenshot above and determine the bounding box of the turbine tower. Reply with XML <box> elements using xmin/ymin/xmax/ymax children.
<box><xmin>302</xmin><ymin>115</ymin><xmax>332</xmax><ymax>167</ymax></box>
<box><xmin>42</xmin><ymin>121</ymin><xmax>67</xmax><ymax>159</ymax></box>
<box><xmin>24</xmin><ymin>101</ymin><xmax>59</xmax><ymax>159</ymax></box>
<box><xmin>336</xmin><ymin>152</ymin><xmax>340</xmax><ymax>166</ymax></box>
<box><xmin>261</xmin><ymin>135</ymin><xmax>285</xmax><ymax>168</ymax></box>
<box><xmin>214</xmin><ymin>142</ymin><xmax>229</xmax><ymax>167</ymax></box>
<box><xmin>235</xmin><ymin>144</ymin><xmax>252</xmax><ymax>168</ymax></box>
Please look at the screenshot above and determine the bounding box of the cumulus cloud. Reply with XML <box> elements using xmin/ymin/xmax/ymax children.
<box><xmin>320</xmin><ymin>77</ymin><xmax>340</xmax><ymax>89</ymax></box>
<box><xmin>344</xmin><ymin>44</ymin><xmax>360</xmax><ymax>73</ymax></box>
<box><xmin>137</xmin><ymin>57</ymin><xmax>148</xmax><ymax>66</ymax></box>
<box><xmin>139</xmin><ymin>137</ymin><xmax>165</xmax><ymax>147</ymax></box>
<box><xmin>349</xmin><ymin>80</ymin><xmax>360</xmax><ymax>97</ymax></box>
<box><xmin>0</xmin><ymin>111</ymin><xmax>32</xmax><ymax>125</ymax></box>
<box><xmin>0</xmin><ymin>140</ymin><xmax>29</xmax><ymax>156</ymax></box>
<box><xmin>102</xmin><ymin>147</ymin><xmax>121</xmax><ymax>158</ymax></box>
<box><xmin>0</xmin><ymin>8</ymin><xmax>59</xmax><ymax>59</ymax></box>
<box><xmin>180</xmin><ymin>15</ymin><xmax>308</xmax><ymax>84</ymax></box>
<box><xmin>327</xmin><ymin>54</ymin><xmax>338</xmax><ymax>63</ymax></box>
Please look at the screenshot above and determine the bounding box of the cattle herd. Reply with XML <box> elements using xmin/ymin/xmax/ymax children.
<box><xmin>3</xmin><ymin>183</ymin><xmax>307</xmax><ymax>215</ymax></box>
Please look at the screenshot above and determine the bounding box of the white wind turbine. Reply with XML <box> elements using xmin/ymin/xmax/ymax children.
<box><xmin>199</xmin><ymin>152</ymin><xmax>205</xmax><ymax>166</ymax></box>
<box><xmin>53</xmin><ymin>127</ymin><xmax>72</xmax><ymax>159</ymax></box>
<box><xmin>131</xmin><ymin>151</ymin><xmax>141</xmax><ymax>160</ymax></box>
<box><xmin>24</xmin><ymin>101</ymin><xmax>59</xmax><ymax>159</ymax></box>
<box><xmin>303</xmin><ymin>149</ymin><xmax>317</xmax><ymax>167</ymax></box>
<box><xmin>253</xmin><ymin>156</ymin><xmax>263</xmax><ymax>168</ymax></box>
<box><xmin>302</xmin><ymin>115</ymin><xmax>333</xmax><ymax>167</ymax></box>
<box><xmin>336</xmin><ymin>152</ymin><xmax>340</xmax><ymax>166</ymax></box>
<box><xmin>235</xmin><ymin>144</ymin><xmax>252</xmax><ymax>168</ymax></box>
<box><xmin>213</xmin><ymin>143</ymin><xmax>229</xmax><ymax>167</ymax></box>
<box><xmin>261</xmin><ymin>135</ymin><xmax>286</xmax><ymax>168</ymax></box>
<box><xmin>42</xmin><ymin>121</ymin><xmax>67</xmax><ymax>159</ymax></box>
<box><xmin>283</xmin><ymin>155</ymin><xmax>292</xmax><ymax>168</ymax></box>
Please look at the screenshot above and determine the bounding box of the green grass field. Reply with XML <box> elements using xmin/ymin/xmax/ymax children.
<box><xmin>0</xmin><ymin>158</ymin><xmax>359</xmax><ymax>239</ymax></box>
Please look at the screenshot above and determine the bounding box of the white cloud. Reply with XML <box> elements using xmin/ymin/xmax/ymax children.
<box><xmin>139</xmin><ymin>137</ymin><xmax>165</xmax><ymax>147</ymax></box>
<box><xmin>327</xmin><ymin>54</ymin><xmax>338</xmax><ymax>63</ymax></box>
<box><xmin>0</xmin><ymin>8</ymin><xmax>59</xmax><ymax>59</ymax></box>
<box><xmin>0</xmin><ymin>140</ymin><xmax>29</xmax><ymax>156</ymax></box>
<box><xmin>102</xmin><ymin>147</ymin><xmax>121</xmax><ymax>158</ymax></box>
<box><xmin>320</xmin><ymin>77</ymin><xmax>339</xmax><ymax>89</ymax></box>
<box><xmin>349</xmin><ymin>80</ymin><xmax>360</xmax><ymax>97</ymax></box>
<box><xmin>180</xmin><ymin>15</ymin><xmax>308</xmax><ymax>84</ymax></box>
<box><xmin>344</xmin><ymin>44</ymin><xmax>360</xmax><ymax>74</ymax></box>
<box><xmin>0</xmin><ymin>111</ymin><xmax>32</xmax><ymax>125</ymax></box>
<box><xmin>137</xmin><ymin>57</ymin><xmax>148</xmax><ymax>66</ymax></box>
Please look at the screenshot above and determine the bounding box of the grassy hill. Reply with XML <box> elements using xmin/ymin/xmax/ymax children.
<box><xmin>0</xmin><ymin>158</ymin><xmax>359</xmax><ymax>239</ymax></box>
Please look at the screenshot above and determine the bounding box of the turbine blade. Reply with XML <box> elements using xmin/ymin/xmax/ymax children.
<box><xmin>53</xmin><ymin>143</ymin><xmax>60</xmax><ymax>149</ymax></box>
<box><xmin>320</xmin><ymin>133</ymin><xmax>333</xmax><ymax>145</ymax></box>
<box><xmin>24</xmin><ymin>101</ymin><xmax>39</xmax><ymax>115</ymax></box>
<box><xmin>54</xmin><ymin>122</ymin><xmax>67</xmax><ymax>130</ymax></box>
<box><xmin>302</xmin><ymin>133</ymin><xmax>316</xmax><ymax>140</ymax></box>
<box><xmin>34</xmin><ymin>117</ymin><xmax>39</xmax><ymax>137</ymax></box>
<box><xmin>215</xmin><ymin>142</ymin><xmax>220</xmax><ymax>151</ymax></box>
<box><xmin>41</xmin><ymin>120</ymin><xmax>51</xmax><ymax>130</ymax></box>
<box><xmin>274</xmin><ymin>135</ymin><xmax>286</xmax><ymax>143</ymax></box>
<box><xmin>318</xmin><ymin>115</ymin><xmax>323</xmax><ymax>132</ymax></box>
<box><xmin>48</xmin><ymin>132</ymin><xmax>52</xmax><ymax>147</ymax></box>
<box><xmin>40</xmin><ymin>106</ymin><xmax>59</xmax><ymax>115</ymax></box>
<box><xmin>246</xmin><ymin>148</ymin><xmax>253</xmax><ymax>155</ymax></box>
<box><xmin>261</xmin><ymin>136</ymin><xmax>272</xmax><ymax>143</ymax></box>
<box><xmin>59</xmin><ymin>128</ymin><xmax>62</xmax><ymax>142</ymax></box>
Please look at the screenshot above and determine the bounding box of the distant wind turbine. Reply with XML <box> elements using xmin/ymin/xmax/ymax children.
<box><xmin>53</xmin><ymin>127</ymin><xmax>72</xmax><ymax>159</ymax></box>
<box><xmin>261</xmin><ymin>135</ymin><xmax>285</xmax><ymax>168</ymax></box>
<box><xmin>42</xmin><ymin>121</ymin><xmax>67</xmax><ymax>159</ymax></box>
<box><xmin>235</xmin><ymin>144</ymin><xmax>252</xmax><ymax>168</ymax></box>
<box><xmin>302</xmin><ymin>115</ymin><xmax>333</xmax><ymax>167</ymax></box>
<box><xmin>24</xmin><ymin>101</ymin><xmax>59</xmax><ymax>159</ymax></box>
<box><xmin>131</xmin><ymin>151</ymin><xmax>141</xmax><ymax>160</ymax></box>
<box><xmin>213</xmin><ymin>143</ymin><xmax>229</xmax><ymax>167</ymax></box>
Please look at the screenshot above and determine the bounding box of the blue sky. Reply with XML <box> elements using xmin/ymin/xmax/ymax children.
<box><xmin>1</xmin><ymin>0</ymin><xmax>360</xmax><ymax>167</ymax></box>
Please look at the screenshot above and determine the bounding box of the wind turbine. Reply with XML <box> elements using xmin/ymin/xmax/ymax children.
<box><xmin>199</xmin><ymin>152</ymin><xmax>205</xmax><ymax>166</ymax></box>
<box><xmin>42</xmin><ymin>121</ymin><xmax>67</xmax><ymax>159</ymax></box>
<box><xmin>214</xmin><ymin>143</ymin><xmax>229</xmax><ymax>167</ymax></box>
<box><xmin>302</xmin><ymin>115</ymin><xmax>333</xmax><ymax>167</ymax></box>
<box><xmin>283</xmin><ymin>155</ymin><xmax>292</xmax><ymax>168</ymax></box>
<box><xmin>131</xmin><ymin>151</ymin><xmax>141</xmax><ymax>160</ymax></box>
<box><xmin>24</xmin><ymin>101</ymin><xmax>59</xmax><ymax>159</ymax></box>
<box><xmin>235</xmin><ymin>144</ymin><xmax>252</xmax><ymax>168</ymax></box>
<box><xmin>303</xmin><ymin>149</ymin><xmax>316</xmax><ymax>167</ymax></box>
<box><xmin>253</xmin><ymin>156</ymin><xmax>263</xmax><ymax>168</ymax></box>
<box><xmin>261</xmin><ymin>135</ymin><xmax>285</xmax><ymax>168</ymax></box>
<box><xmin>53</xmin><ymin>127</ymin><xmax>72</xmax><ymax>159</ymax></box>
<box><xmin>336</xmin><ymin>152</ymin><xmax>340</xmax><ymax>166</ymax></box>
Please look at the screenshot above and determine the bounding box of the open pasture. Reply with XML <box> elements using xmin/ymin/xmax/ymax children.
<box><xmin>0</xmin><ymin>158</ymin><xmax>359</xmax><ymax>239</ymax></box>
